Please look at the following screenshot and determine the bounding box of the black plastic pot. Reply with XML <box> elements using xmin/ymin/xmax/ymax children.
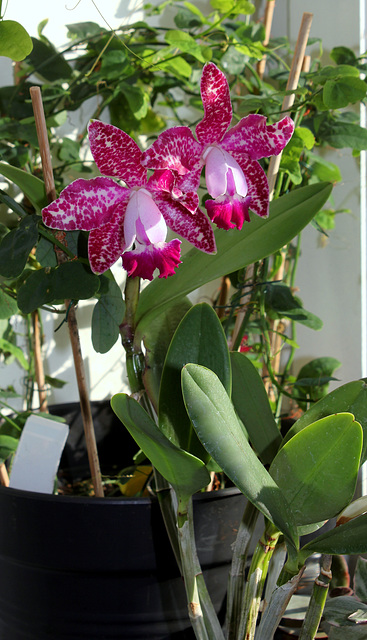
<box><xmin>0</xmin><ymin>402</ymin><xmax>247</xmax><ymax>640</ymax></box>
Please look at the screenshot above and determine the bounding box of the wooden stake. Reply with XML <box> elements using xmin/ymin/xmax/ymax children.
<box><xmin>267</xmin><ymin>12</ymin><xmax>313</xmax><ymax>199</ymax></box>
<box><xmin>32</xmin><ymin>310</ymin><xmax>48</xmax><ymax>413</ymax></box>
<box><xmin>0</xmin><ymin>463</ymin><xmax>9</xmax><ymax>487</ymax></box>
<box><xmin>257</xmin><ymin>0</ymin><xmax>276</xmax><ymax>80</ymax></box>
<box><xmin>30</xmin><ymin>86</ymin><xmax>104</xmax><ymax>497</ymax></box>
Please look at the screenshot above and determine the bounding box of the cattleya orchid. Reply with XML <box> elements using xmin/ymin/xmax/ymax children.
<box><xmin>42</xmin><ymin>121</ymin><xmax>216</xmax><ymax>280</ymax></box>
<box><xmin>141</xmin><ymin>62</ymin><xmax>295</xmax><ymax>231</ymax></box>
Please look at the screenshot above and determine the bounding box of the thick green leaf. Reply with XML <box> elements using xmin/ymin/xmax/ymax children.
<box><xmin>230</xmin><ymin>351</ymin><xmax>282</xmax><ymax>464</ymax></box>
<box><xmin>0</xmin><ymin>20</ymin><xmax>33</xmax><ymax>61</ymax></box>
<box><xmin>0</xmin><ymin>162</ymin><xmax>47</xmax><ymax>211</ymax></box>
<box><xmin>27</xmin><ymin>37</ymin><xmax>72</xmax><ymax>81</ymax></box>
<box><xmin>17</xmin><ymin>262</ymin><xmax>100</xmax><ymax>313</ymax></box>
<box><xmin>302</xmin><ymin>512</ymin><xmax>367</xmax><ymax>555</ymax></box>
<box><xmin>270</xmin><ymin>413</ymin><xmax>362</xmax><ymax>526</ymax></box>
<box><xmin>283</xmin><ymin>379</ymin><xmax>367</xmax><ymax>462</ymax></box>
<box><xmin>139</xmin><ymin>297</ymin><xmax>192</xmax><ymax>409</ymax></box>
<box><xmin>324</xmin><ymin>596</ymin><xmax>367</xmax><ymax>628</ymax></box>
<box><xmin>111</xmin><ymin>393</ymin><xmax>210</xmax><ymax>500</ymax></box>
<box><xmin>0</xmin><ymin>215</ymin><xmax>39</xmax><ymax>278</ymax></box>
<box><xmin>181</xmin><ymin>363</ymin><xmax>298</xmax><ymax>547</ymax></box>
<box><xmin>136</xmin><ymin>183</ymin><xmax>333</xmax><ymax>326</ymax></box>
<box><xmin>159</xmin><ymin>303</ymin><xmax>231</xmax><ymax>460</ymax></box>
<box><xmin>0</xmin><ymin>289</ymin><xmax>18</xmax><ymax>319</ymax></box>
<box><xmin>91</xmin><ymin>278</ymin><xmax>125</xmax><ymax>354</ymax></box>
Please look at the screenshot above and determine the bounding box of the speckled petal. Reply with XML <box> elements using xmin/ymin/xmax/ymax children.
<box><xmin>42</xmin><ymin>177</ymin><xmax>127</xmax><ymax>231</ymax></box>
<box><xmin>88</xmin><ymin>200</ymin><xmax>127</xmax><ymax>274</ymax></box>
<box><xmin>232</xmin><ymin>154</ymin><xmax>270</xmax><ymax>218</ymax></box>
<box><xmin>147</xmin><ymin>169</ymin><xmax>200</xmax><ymax>213</ymax></box>
<box><xmin>122</xmin><ymin>239</ymin><xmax>182</xmax><ymax>280</ymax></box>
<box><xmin>88</xmin><ymin>120</ymin><xmax>146</xmax><ymax>187</ymax></box>
<box><xmin>141</xmin><ymin>127</ymin><xmax>202</xmax><ymax>175</ymax></box>
<box><xmin>153</xmin><ymin>192</ymin><xmax>216</xmax><ymax>254</ymax></box>
<box><xmin>195</xmin><ymin>62</ymin><xmax>232</xmax><ymax>145</ymax></box>
<box><xmin>221</xmin><ymin>114</ymin><xmax>294</xmax><ymax>161</ymax></box>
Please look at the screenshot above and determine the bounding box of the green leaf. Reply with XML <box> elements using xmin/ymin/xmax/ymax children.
<box><xmin>164</xmin><ymin>30</ymin><xmax>206</xmax><ymax>62</ymax></box>
<box><xmin>270</xmin><ymin>413</ymin><xmax>362</xmax><ymax>526</ymax></box>
<box><xmin>308</xmin><ymin>153</ymin><xmax>342</xmax><ymax>182</ymax></box>
<box><xmin>293</xmin><ymin>357</ymin><xmax>341</xmax><ymax>407</ymax></box>
<box><xmin>26</xmin><ymin>37</ymin><xmax>72</xmax><ymax>81</ymax></box>
<box><xmin>0</xmin><ymin>434</ymin><xmax>19</xmax><ymax>462</ymax></box>
<box><xmin>139</xmin><ymin>297</ymin><xmax>192</xmax><ymax>409</ymax></box>
<box><xmin>330</xmin><ymin>46</ymin><xmax>357</xmax><ymax>66</ymax></box>
<box><xmin>111</xmin><ymin>393</ymin><xmax>210</xmax><ymax>500</ymax></box>
<box><xmin>0</xmin><ymin>214</ymin><xmax>39</xmax><ymax>278</ymax></box>
<box><xmin>36</xmin><ymin>235</ymin><xmax>57</xmax><ymax>268</ymax></box>
<box><xmin>284</xmin><ymin>379</ymin><xmax>367</xmax><ymax>463</ymax></box>
<box><xmin>91</xmin><ymin>277</ymin><xmax>125</xmax><ymax>354</ymax></box>
<box><xmin>264</xmin><ymin>282</ymin><xmax>323</xmax><ymax>329</ymax></box>
<box><xmin>319</xmin><ymin>121</ymin><xmax>367</xmax><ymax>150</ymax></box>
<box><xmin>17</xmin><ymin>262</ymin><xmax>100</xmax><ymax>313</ymax></box>
<box><xmin>181</xmin><ymin>363</ymin><xmax>298</xmax><ymax>547</ymax></box>
<box><xmin>159</xmin><ymin>303</ymin><xmax>231</xmax><ymax>461</ymax></box>
<box><xmin>0</xmin><ymin>20</ymin><xmax>33</xmax><ymax>61</ymax></box>
<box><xmin>0</xmin><ymin>162</ymin><xmax>47</xmax><ymax>211</ymax></box>
<box><xmin>137</xmin><ymin>182</ymin><xmax>333</xmax><ymax>326</ymax></box>
<box><xmin>0</xmin><ymin>188</ymin><xmax>28</xmax><ymax>218</ymax></box>
<box><xmin>302</xmin><ymin>511</ymin><xmax>367</xmax><ymax>555</ymax></box>
<box><xmin>0</xmin><ymin>289</ymin><xmax>18</xmax><ymax>319</ymax></box>
<box><xmin>210</xmin><ymin>0</ymin><xmax>255</xmax><ymax>14</ymax></box>
<box><xmin>324</xmin><ymin>596</ymin><xmax>367</xmax><ymax>629</ymax></box>
<box><xmin>121</xmin><ymin>83</ymin><xmax>149</xmax><ymax>120</ymax></box>
<box><xmin>0</xmin><ymin>338</ymin><xmax>29</xmax><ymax>369</ymax></box>
<box><xmin>230</xmin><ymin>352</ymin><xmax>282</xmax><ymax>464</ymax></box>
<box><xmin>323</xmin><ymin>76</ymin><xmax>367</xmax><ymax>109</ymax></box>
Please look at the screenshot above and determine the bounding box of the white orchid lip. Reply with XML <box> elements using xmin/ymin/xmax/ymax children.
<box><xmin>202</xmin><ymin>145</ymin><xmax>248</xmax><ymax>200</ymax></box>
<box><xmin>123</xmin><ymin>188</ymin><xmax>167</xmax><ymax>250</ymax></box>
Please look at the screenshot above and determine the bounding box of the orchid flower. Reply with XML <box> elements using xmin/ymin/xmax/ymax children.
<box><xmin>42</xmin><ymin>121</ymin><xmax>216</xmax><ymax>280</ymax></box>
<box><xmin>141</xmin><ymin>62</ymin><xmax>295</xmax><ymax>231</ymax></box>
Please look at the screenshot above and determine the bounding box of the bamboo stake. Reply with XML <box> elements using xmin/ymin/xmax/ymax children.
<box><xmin>267</xmin><ymin>12</ymin><xmax>313</xmax><ymax>199</ymax></box>
<box><xmin>257</xmin><ymin>0</ymin><xmax>276</xmax><ymax>80</ymax></box>
<box><xmin>230</xmin><ymin>14</ymin><xmax>313</xmax><ymax>352</ymax></box>
<box><xmin>32</xmin><ymin>310</ymin><xmax>48</xmax><ymax>412</ymax></box>
<box><xmin>0</xmin><ymin>463</ymin><xmax>9</xmax><ymax>487</ymax></box>
<box><xmin>30</xmin><ymin>86</ymin><xmax>104</xmax><ymax>497</ymax></box>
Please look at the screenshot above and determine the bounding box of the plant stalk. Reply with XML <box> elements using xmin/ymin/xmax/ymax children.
<box><xmin>254</xmin><ymin>567</ymin><xmax>305</xmax><ymax>640</ymax></box>
<box><xmin>298</xmin><ymin>554</ymin><xmax>332</xmax><ymax>640</ymax></box>
<box><xmin>239</xmin><ymin>520</ymin><xmax>281</xmax><ymax>640</ymax></box>
<box><xmin>226</xmin><ymin>500</ymin><xmax>259</xmax><ymax>640</ymax></box>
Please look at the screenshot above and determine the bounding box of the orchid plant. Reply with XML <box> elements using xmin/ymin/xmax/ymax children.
<box><xmin>1</xmin><ymin>3</ymin><xmax>367</xmax><ymax>639</ymax></box>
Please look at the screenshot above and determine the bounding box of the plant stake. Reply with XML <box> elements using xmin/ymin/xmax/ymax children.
<box><xmin>30</xmin><ymin>86</ymin><xmax>104</xmax><ymax>497</ymax></box>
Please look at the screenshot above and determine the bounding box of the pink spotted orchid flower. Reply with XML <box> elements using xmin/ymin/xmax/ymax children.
<box><xmin>141</xmin><ymin>62</ymin><xmax>295</xmax><ymax>231</ymax></box>
<box><xmin>42</xmin><ymin>121</ymin><xmax>216</xmax><ymax>280</ymax></box>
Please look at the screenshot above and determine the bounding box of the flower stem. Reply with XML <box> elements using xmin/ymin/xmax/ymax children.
<box><xmin>298</xmin><ymin>555</ymin><xmax>332</xmax><ymax>640</ymax></box>
<box><xmin>119</xmin><ymin>275</ymin><xmax>145</xmax><ymax>393</ymax></box>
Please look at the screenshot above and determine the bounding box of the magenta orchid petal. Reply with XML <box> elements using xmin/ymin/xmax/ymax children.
<box><xmin>205</xmin><ymin>195</ymin><xmax>251</xmax><ymax>231</ymax></box>
<box><xmin>195</xmin><ymin>62</ymin><xmax>232</xmax><ymax>145</ymax></box>
<box><xmin>88</xmin><ymin>120</ymin><xmax>146</xmax><ymax>188</ymax></box>
<box><xmin>122</xmin><ymin>238</ymin><xmax>182</xmax><ymax>281</ymax></box>
<box><xmin>232</xmin><ymin>154</ymin><xmax>270</xmax><ymax>218</ymax></box>
<box><xmin>141</xmin><ymin>126</ymin><xmax>202</xmax><ymax>176</ymax></box>
<box><xmin>42</xmin><ymin>177</ymin><xmax>127</xmax><ymax>231</ymax></box>
<box><xmin>203</xmin><ymin>145</ymin><xmax>248</xmax><ymax>199</ymax></box>
<box><xmin>221</xmin><ymin>114</ymin><xmax>295</xmax><ymax>161</ymax></box>
<box><xmin>88</xmin><ymin>201</ymin><xmax>127</xmax><ymax>274</ymax></box>
<box><xmin>154</xmin><ymin>192</ymin><xmax>216</xmax><ymax>254</ymax></box>
<box><xmin>147</xmin><ymin>169</ymin><xmax>200</xmax><ymax>213</ymax></box>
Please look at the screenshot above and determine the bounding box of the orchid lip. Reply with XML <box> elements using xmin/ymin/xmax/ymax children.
<box><xmin>203</xmin><ymin>145</ymin><xmax>248</xmax><ymax>200</ymax></box>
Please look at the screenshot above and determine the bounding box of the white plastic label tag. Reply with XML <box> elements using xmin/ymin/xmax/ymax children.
<box><xmin>9</xmin><ymin>415</ymin><xmax>69</xmax><ymax>494</ymax></box>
